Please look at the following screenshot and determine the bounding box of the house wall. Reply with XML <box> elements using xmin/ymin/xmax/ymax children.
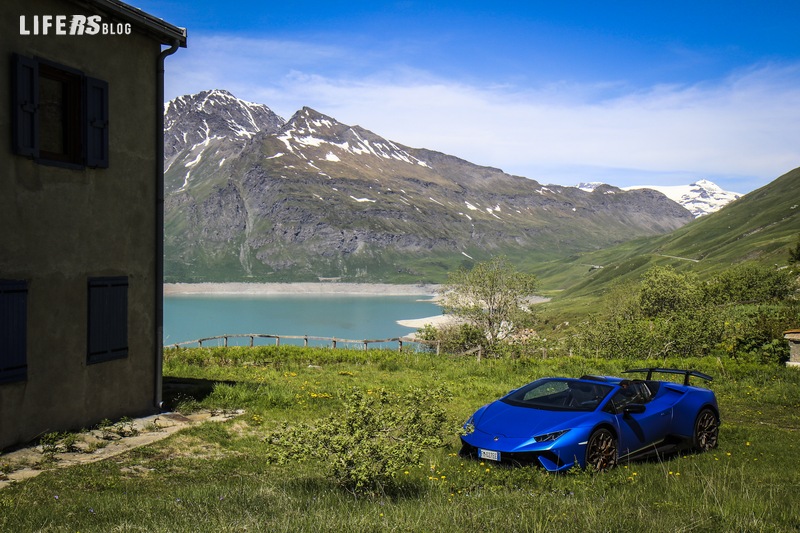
<box><xmin>0</xmin><ymin>0</ymin><xmax>161</xmax><ymax>449</ymax></box>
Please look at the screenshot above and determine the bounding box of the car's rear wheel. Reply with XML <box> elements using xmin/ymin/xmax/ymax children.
<box><xmin>585</xmin><ymin>428</ymin><xmax>618</xmax><ymax>471</ymax></box>
<box><xmin>693</xmin><ymin>408</ymin><xmax>719</xmax><ymax>451</ymax></box>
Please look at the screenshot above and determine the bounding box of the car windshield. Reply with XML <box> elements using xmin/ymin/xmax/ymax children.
<box><xmin>502</xmin><ymin>379</ymin><xmax>614</xmax><ymax>411</ymax></box>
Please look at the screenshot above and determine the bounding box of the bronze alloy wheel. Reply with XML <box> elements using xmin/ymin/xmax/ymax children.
<box><xmin>585</xmin><ymin>428</ymin><xmax>618</xmax><ymax>471</ymax></box>
<box><xmin>693</xmin><ymin>408</ymin><xmax>719</xmax><ymax>451</ymax></box>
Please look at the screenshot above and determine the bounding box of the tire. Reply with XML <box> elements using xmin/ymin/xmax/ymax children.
<box><xmin>693</xmin><ymin>408</ymin><xmax>719</xmax><ymax>452</ymax></box>
<box><xmin>585</xmin><ymin>428</ymin><xmax>618</xmax><ymax>471</ymax></box>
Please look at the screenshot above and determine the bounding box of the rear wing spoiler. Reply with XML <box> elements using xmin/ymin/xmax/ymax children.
<box><xmin>623</xmin><ymin>368</ymin><xmax>713</xmax><ymax>386</ymax></box>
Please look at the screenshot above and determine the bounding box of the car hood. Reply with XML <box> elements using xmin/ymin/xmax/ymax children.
<box><xmin>473</xmin><ymin>400</ymin><xmax>592</xmax><ymax>438</ymax></box>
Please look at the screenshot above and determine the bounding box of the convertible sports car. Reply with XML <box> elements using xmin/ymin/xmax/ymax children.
<box><xmin>460</xmin><ymin>368</ymin><xmax>719</xmax><ymax>472</ymax></box>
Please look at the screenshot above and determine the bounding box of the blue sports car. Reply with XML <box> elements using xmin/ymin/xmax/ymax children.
<box><xmin>459</xmin><ymin>368</ymin><xmax>719</xmax><ymax>472</ymax></box>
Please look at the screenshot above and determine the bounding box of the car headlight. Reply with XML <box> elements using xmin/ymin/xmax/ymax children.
<box><xmin>461</xmin><ymin>415</ymin><xmax>475</xmax><ymax>435</ymax></box>
<box><xmin>533</xmin><ymin>429</ymin><xmax>570</xmax><ymax>443</ymax></box>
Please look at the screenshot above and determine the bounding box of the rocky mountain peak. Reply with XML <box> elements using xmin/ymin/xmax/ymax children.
<box><xmin>280</xmin><ymin>107</ymin><xmax>347</xmax><ymax>139</ymax></box>
<box><xmin>275</xmin><ymin>107</ymin><xmax>432</xmax><ymax>169</ymax></box>
<box><xmin>164</xmin><ymin>89</ymin><xmax>285</xmax><ymax>168</ymax></box>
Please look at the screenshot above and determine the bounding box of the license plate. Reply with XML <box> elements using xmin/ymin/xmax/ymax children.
<box><xmin>478</xmin><ymin>448</ymin><xmax>500</xmax><ymax>462</ymax></box>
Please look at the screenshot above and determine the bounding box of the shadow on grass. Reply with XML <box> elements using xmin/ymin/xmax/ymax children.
<box><xmin>162</xmin><ymin>376</ymin><xmax>237</xmax><ymax>411</ymax></box>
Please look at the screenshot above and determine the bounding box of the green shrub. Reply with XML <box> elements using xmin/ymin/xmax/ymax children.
<box><xmin>717</xmin><ymin>304</ymin><xmax>794</xmax><ymax>364</ymax></box>
<box><xmin>265</xmin><ymin>386</ymin><xmax>452</xmax><ymax>496</ymax></box>
<box><xmin>574</xmin><ymin>263</ymin><xmax>799</xmax><ymax>361</ymax></box>
<box><xmin>417</xmin><ymin>322</ymin><xmax>485</xmax><ymax>354</ymax></box>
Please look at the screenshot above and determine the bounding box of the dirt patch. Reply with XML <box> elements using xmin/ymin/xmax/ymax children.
<box><xmin>0</xmin><ymin>410</ymin><xmax>242</xmax><ymax>490</ymax></box>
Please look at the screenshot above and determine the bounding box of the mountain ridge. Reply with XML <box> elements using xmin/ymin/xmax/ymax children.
<box><xmin>163</xmin><ymin>90</ymin><xmax>695</xmax><ymax>283</ymax></box>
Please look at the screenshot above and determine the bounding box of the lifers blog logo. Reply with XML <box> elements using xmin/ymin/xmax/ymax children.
<box><xmin>20</xmin><ymin>15</ymin><xmax>132</xmax><ymax>36</ymax></box>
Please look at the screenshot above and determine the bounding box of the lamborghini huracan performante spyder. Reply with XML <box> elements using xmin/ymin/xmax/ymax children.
<box><xmin>459</xmin><ymin>368</ymin><xmax>720</xmax><ymax>472</ymax></box>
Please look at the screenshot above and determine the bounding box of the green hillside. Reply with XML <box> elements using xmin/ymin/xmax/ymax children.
<box><xmin>535</xmin><ymin>166</ymin><xmax>800</xmax><ymax>306</ymax></box>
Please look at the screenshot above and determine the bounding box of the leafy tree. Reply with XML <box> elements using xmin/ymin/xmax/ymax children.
<box><xmin>439</xmin><ymin>256</ymin><xmax>539</xmax><ymax>353</ymax></box>
<box><xmin>705</xmin><ymin>263</ymin><xmax>795</xmax><ymax>304</ymax></box>
<box><xmin>638</xmin><ymin>266</ymin><xmax>701</xmax><ymax>317</ymax></box>
<box><xmin>587</xmin><ymin>281</ymin><xmax>721</xmax><ymax>359</ymax></box>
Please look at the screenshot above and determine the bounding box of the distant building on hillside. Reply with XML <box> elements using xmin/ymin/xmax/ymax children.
<box><xmin>0</xmin><ymin>0</ymin><xmax>186</xmax><ymax>450</ymax></box>
<box><xmin>783</xmin><ymin>330</ymin><xmax>800</xmax><ymax>368</ymax></box>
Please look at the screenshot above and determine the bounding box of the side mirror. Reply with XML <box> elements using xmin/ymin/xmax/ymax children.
<box><xmin>623</xmin><ymin>403</ymin><xmax>646</xmax><ymax>417</ymax></box>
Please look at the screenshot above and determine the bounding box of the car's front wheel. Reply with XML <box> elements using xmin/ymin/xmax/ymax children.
<box><xmin>585</xmin><ymin>428</ymin><xmax>618</xmax><ymax>471</ymax></box>
<box><xmin>693</xmin><ymin>408</ymin><xmax>719</xmax><ymax>452</ymax></box>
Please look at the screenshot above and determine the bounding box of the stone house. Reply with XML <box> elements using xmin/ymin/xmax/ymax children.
<box><xmin>0</xmin><ymin>0</ymin><xmax>186</xmax><ymax>450</ymax></box>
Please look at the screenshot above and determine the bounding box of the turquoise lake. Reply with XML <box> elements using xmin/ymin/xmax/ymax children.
<box><xmin>163</xmin><ymin>294</ymin><xmax>441</xmax><ymax>348</ymax></box>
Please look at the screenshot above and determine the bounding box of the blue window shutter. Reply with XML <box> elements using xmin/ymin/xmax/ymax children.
<box><xmin>84</xmin><ymin>76</ymin><xmax>109</xmax><ymax>168</ymax></box>
<box><xmin>0</xmin><ymin>280</ymin><xmax>28</xmax><ymax>384</ymax></box>
<box><xmin>11</xmin><ymin>54</ymin><xmax>39</xmax><ymax>158</ymax></box>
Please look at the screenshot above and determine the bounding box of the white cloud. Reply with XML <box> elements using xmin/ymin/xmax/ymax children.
<box><xmin>165</xmin><ymin>35</ymin><xmax>800</xmax><ymax>193</ymax></box>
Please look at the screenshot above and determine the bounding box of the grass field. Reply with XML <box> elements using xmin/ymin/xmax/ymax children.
<box><xmin>2</xmin><ymin>346</ymin><xmax>799</xmax><ymax>532</ymax></box>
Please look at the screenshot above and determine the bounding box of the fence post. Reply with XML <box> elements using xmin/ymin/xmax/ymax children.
<box><xmin>276</xmin><ymin>336</ymin><xmax>280</xmax><ymax>346</ymax></box>
<box><xmin>249</xmin><ymin>336</ymin><xmax>254</xmax><ymax>347</ymax></box>
<box><xmin>304</xmin><ymin>336</ymin><xmax>308</xmax><ymax>347</ymax></box>
<box><xmin>436</xmin><ymin>340</ymin><xmax>440</xmax><ymax>356</ymax></box>
<box><xmin>332</xmin><ymin>338</ymin><xmax>337</xmax><ymax>349</ymax></box>
<box><xmin>198</xmin><ymin>340</ymin><xmax>203</xmax><ymax>348</ymax></box>
<box><xmin>363</xmin><ymin>341</ymin><xmax>368</xmax><ymax>351</ymax></box>
<box><xmin>224</xmin><ymin>336</ymin><xmax>228</xmax><ymax>347</ymax></box>
<box><xmin>398</xmin><ymin>339</ymin><xmax>403</xmax><ymax>352</ymax></box>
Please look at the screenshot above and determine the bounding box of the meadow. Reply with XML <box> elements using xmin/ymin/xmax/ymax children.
<box><xmin>1</xmin><ymin>346</ymin><xmax>799</xmax><ymax>532</ymax></box>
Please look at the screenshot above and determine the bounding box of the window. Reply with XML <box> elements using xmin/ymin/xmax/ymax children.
<box><xmin>87</xmin><ymin>277</ymin><xmax>128</xmax><ymax>364</ymax></box>
<box><xmin>39</xmin><ymin>62</ymin><xmax>82</xmax><ymax>164</ymax></box>
<box><xmin>12</xmin><ymin>54</ymin><xmax>108</xmax><ymax>168</ymax></box>
<box><xmin>604</xmin><ymin>380</ymin><xmax>656</xmax><ymax>414</ymax></box>
<box><xmin>0</xmin><ymin>280</ymin><xmax>28</xmax><ymax>384</ymax></box>
<box><xmin>502</xmin><ymin>378</ymin><xmax>613</xmax><ymax>412</ymax></box>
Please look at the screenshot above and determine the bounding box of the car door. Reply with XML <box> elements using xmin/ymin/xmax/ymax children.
<box><xmin>607</xmin><ymin>387</ymin><xmax>673</xmax><ymax>455</ymax></box>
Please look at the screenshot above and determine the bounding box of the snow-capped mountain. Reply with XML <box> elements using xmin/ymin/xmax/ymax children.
<box><xmin>577</xmin><ymin>180</ymin><xmax>740</xmax><ymax>217</ymax></box>
<box><xmin>623</xmin><ymin>180</ymin><xmax>741</xmax><ymax>217</ymax></box>
<box><xmin>163</xmin><ymin>90</ymin><xmax>694</xmax><ymax>283</ymax></box>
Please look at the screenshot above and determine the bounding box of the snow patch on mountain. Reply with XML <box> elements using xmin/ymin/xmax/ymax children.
<box><xmin>576</xmin><ymin>182</ymin><xmax>605</xmax><ymax>192</ymax></box>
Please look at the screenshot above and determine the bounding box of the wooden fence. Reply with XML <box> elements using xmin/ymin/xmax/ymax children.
<box><xmin>167</xmin><ymin>333</ymin><xmax>441</xmax><ymax>354</ymax></box>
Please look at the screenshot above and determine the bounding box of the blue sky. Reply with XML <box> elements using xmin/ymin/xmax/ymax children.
<box><xmin>136</xmin><ymin>0</ymin><xmax>800</xmax><ymax>193</ymax></box>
